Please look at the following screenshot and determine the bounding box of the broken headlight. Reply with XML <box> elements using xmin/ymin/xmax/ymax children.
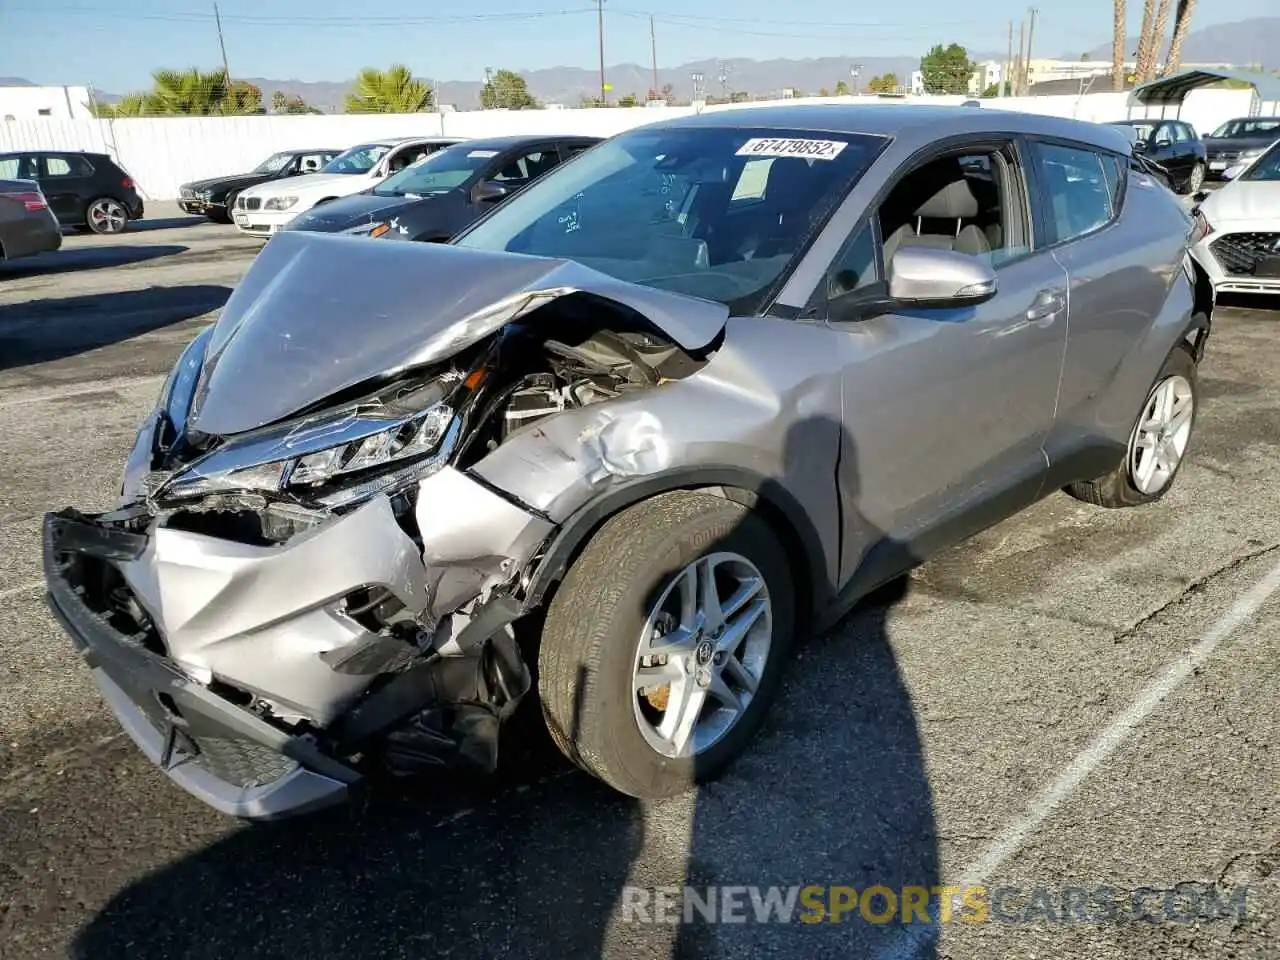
<box><xmin>157</xmin><ymin>400</ymin><xmax>459</xmax><ymax>509</ymax></box>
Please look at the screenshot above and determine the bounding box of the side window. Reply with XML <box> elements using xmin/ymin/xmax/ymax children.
<box><xmin>875</xmin><ymin>144</ymin><xmax>1029</xmax><ymax>274</ymax></box>
<box><xmin>298</xmin><ymin>153</ymin><xmax>326</xmax><ymax>172</ymax></box>
<box><xmin>1168</xmin><ymin>124</ymin><xmax>1187</xmax><ymax>144</ymax></box>
<box><xmin>1154</xmin><ymin>124</ymin><xmax>1174</xmax><ymax>146</ymax></box>
<box><xmin>492</xmin><ymin>149</ymin><xmax>559</xmax><ymax>183</ymax></box>
<box><xmin>827</xmin><ymin>221</ymin><xmax>879</xmax><ymax>299</ymax></box>
<box><xmin>43</xmin><ymin>155</ymin><xmax>92</xmax><ymax>177</ymax></box>
<box><xmin>386</xmin><ymin>146</ymin><xmax>427</xmax><ymax>175</ymax></box>
<box><xmin>561</xmin><ymin>142</ymin><xmax>595</xmax><ymax>160</ymax></box>
<box><xmin>0</xmin><ymin>157</ymin><xmax>19</xmax><ymax>179</ymax></box>
<box><xmin>1034</xmin><ymin>142</ymin><xmax>1115</xmax><ymax>244</ymax></box>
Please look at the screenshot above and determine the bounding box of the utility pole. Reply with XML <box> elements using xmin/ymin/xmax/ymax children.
<box><xmin>596</xmin><ymin>0</ymin><xmax>607</xmax><ymax>105</ymax></box>
<box><xmin>1003</xmin><ymin>20</ymin><xmax>1013</xmax><ymax>97</ymax></box>
<box><xmin>1015</xmin><ymin>19</ymin><xmax>1027</xmax><ymax>96</ymax></box>
<box><xmin>1024</xmin><ymin>7</ymin><xmax>1038</xmax><ymax>95</ymax></box>
<box><xmin>649</xmin><ymin>15</ymin><xmax>658</xmax><ymax>100</ymax></box>
<box><xmin>214</xmin><ymin>2</ymin><xmax>232</xmax><ymax>89</ymax></box>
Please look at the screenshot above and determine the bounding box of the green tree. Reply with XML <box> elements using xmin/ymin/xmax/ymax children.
<box><xmin>866</xmin><ymin>73</ymin><xmax>900</xmax><ymax>94</ymax></box>
<box><xmin>479</xmin><ymin>69</ymin><xmax>539</xmax><ymax>109</ymax></box>
<box><xmin>220</xmin><ymin>80</ymin><xmax>264</xmax><ymax>115</ymax></box>
<box><xmin>833</xmin><ymin>80</ymin><xmax>850</xmax><ymax>96</ymax></box>
<box><xmin>981</xmin><ymin>81</ymin><xmax>1012</xmax><ymax>97</ymax></box>
<box><xmin>89</xmin><ymin>93</ymin><xmax>146</xmax><ymax>118</ymax></box>
<box><xmin>92</xmin><ymin>69</ymin><xmax>263</xmax><ymax>116</ymax></box>
<box><xmin>272</xmin><ymin>90</ymin><xmax>322</xmax><ymax>114</ymax></box>
<box><xmin>919</xmin><ymin>43</ymin><xmax>973</xmax><ymax>94</ymax></box>
<box><xmin>344</xmin><ymin>65</ymin><xmax>433</xmax><ymax>114</ymax></box>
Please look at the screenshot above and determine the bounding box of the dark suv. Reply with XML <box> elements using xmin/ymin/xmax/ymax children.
<box><xmin>1107</xmin><ymin>118</ymin><xmax>1207</xmax><ymax>195</ymax></box>
<box><xmin>0</xmin><ymin>151</ymin><xmax>144</xmax><ymax>234</ymax></box>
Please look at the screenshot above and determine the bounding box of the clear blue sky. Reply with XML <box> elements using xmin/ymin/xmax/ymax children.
<box><xmin>1</xmin><ymin>0</ymin><xmax>1274</xmax><ymax>94</ymax></box>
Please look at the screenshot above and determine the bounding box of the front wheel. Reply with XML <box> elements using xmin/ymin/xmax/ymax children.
<box><xmin>1066</xmin><ymin>344</ymin><xmax>1198</xmax><ymax>508</ymax></box>
<box><xmin>538</xmin><ymin>491</ymin><xmax>796</xmax><ymax>798</ymax></box>
<box><xmin>85</xmin><ymin>197</ymin><xmax>129</xmax><ymax>234</ymax></box>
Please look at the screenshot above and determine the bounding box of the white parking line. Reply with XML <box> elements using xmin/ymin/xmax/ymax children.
<box><xmin>877</xmin><ymin>550</ymin><xmax>1280</xmax><ymax>959</ymax></box>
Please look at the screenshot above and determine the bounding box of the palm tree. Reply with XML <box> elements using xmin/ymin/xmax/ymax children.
<box><xmin>1134</xmin><ymin>0</ymin><xmax>1157</xmax><ymax>81</ymax></box>
<box><xmin>147</xmin><ymin>68</ymin><xmax>229</xmax><ymax>115</ymax></box>
<box><xmin>1165</xmin><ymin>0</ymin><xmax>1197</xmax><ymax>75</ymax></box>
<box><xmin>1150</xmin><ymin>0</ymin><xmax>1175</xmax><ymax>76</ymax></box>
<box><xmin>1112</xmin><ymin>0</ymin><xmax>1127</xmax><ymax>90</ymax></box>
<box><xmin>343</xmin><ymin>65</ymin><xmax>433</xmax><ymax>114</ymax></box>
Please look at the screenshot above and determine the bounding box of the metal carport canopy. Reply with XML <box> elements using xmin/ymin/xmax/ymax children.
<box><xmin>1128</xmin><ymin>68</ymin><xmax>1280</xmax><ymax>117</ymax></box>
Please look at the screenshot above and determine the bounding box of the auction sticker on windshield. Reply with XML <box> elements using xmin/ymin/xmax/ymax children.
<box><xmin>735</xmin><ymin>138</ymin><xmax>848</xmax><ymax>160</ymax></box>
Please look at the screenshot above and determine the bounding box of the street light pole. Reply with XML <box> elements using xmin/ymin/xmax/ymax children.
<box><xmin>597</xmin><ymin>0</ymin><xmax>607</xmax><ymax>105</ymax></box>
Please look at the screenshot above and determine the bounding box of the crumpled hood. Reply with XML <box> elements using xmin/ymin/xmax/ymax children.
<box><xmin>185</xmin><ymin>230</ymin><xmax>729</xmax><ymax>437</ymax></box>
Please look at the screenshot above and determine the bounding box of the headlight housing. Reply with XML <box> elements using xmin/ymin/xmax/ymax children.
<box><xmin>344</xmin><ymin>220</ymin><xmax>392</xmax><ymax>238</ymax></box>
<box><xmin>156</xmin><ymin>380</ymin><xmax>462</xmax><ymax>510</ymax></box>
<box><xmin>1238</xmin><ymin>147</ymin><xmax>1264</xmax><ymax>159</ymax></box>
<box><xmin>264</xmin><ymin>196</ymin><xmax>298</xmax><ymax>211</ymax></box>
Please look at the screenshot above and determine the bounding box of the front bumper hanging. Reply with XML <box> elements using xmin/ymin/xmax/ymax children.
<box><xmin>42</xmin><ymin>509</ymin><xmax>362</xmax><ymax>820</ymax></box>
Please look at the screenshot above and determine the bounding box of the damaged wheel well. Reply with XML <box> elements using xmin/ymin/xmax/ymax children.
<box><xmin>521</xmin><ymin>468</ymin><xmax>829</xmax><ymax>637</ymax></box>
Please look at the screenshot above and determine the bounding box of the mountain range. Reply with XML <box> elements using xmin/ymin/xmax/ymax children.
<box><xmin>6</xmin><ymin>17</ymin><xmax>1277</xmax><ymax>110</ymax></box>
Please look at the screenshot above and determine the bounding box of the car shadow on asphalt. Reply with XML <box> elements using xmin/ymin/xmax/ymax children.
<box><xmin>71</xmin><ymin>418</ymin><xmax>939</xmax><ymax>960</ymax></box>
<box><xmin>0</xmin><ymin>284</ymin><xmax>230</xmax><ymax>371</ymax></box>
<box><xmin>0</xmin><ymin>244</ymin><xmax>188</xmax><ymax>278</ymax></box>
<box><xmin>125</xmin><ymin>215</ymin><xmax>208</xmax><ymax>232</ymax></box>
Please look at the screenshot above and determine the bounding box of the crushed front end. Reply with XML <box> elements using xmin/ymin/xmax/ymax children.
<box><xmin>42</xmin><ymin>232</ymin><xmax>721</xmax><ymax>819</ymax></box>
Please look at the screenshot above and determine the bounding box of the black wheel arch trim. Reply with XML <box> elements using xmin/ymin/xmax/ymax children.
<box><xmin>518</xmin><ymin>466</ymin><xmax>834</xmax><ymax>623</ymax></box>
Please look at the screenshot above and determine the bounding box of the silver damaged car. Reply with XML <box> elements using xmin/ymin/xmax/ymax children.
<box><xmin>43</xmin><ymin>106</ymin><xmax>1213</xmax><ymax>819</ymax></box>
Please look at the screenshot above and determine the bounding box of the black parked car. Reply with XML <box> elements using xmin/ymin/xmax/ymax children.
<box><xmin>283</xmin><ymin>135</ymin><xmax>601</xmax><ymax>242</ymax></box>
<box><xmin>1107</xmin><ymin>118</ymin><xmax>1207</xmax><ymax>194</ymax></box>
<box><xmin>1202</xmin><ymin>116</ymin><xmax>1280</xmax><ymax>180</ymax></box>
<box><xmin>0</xmin><ymin>150</ymin><xmax>144</xmax><ymax>234</ymax></box>
<box><xmin>178</xmin><ymin>148</ymin><xmax>343</xmax><ymax>223</ymax></box>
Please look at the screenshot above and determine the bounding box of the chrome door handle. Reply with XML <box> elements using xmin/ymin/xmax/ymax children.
<box><xmin>1026</xmin><ymin>290</ymin><xmax>1065</xmax><ymax>325</ymax></box>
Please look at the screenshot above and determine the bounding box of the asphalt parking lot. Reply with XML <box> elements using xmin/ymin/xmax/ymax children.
<box><xmin>1</xmin><ymin>204</ymin><xmax>1277</xmax><ymax>960</ymax></box>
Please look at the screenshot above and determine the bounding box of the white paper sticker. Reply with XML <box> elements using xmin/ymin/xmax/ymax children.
<box><xmin>468</xmin><ymin>149</ymin><xmax>500</xmax><ymax>158</ymax></box>
<box><xmin>735</xmin><ymin>137</ymin><xmax>848</xmax><ymax>160</ymax></box>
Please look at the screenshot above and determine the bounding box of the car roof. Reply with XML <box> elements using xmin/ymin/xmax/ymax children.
<box><xmin>286</xmin><ymin>147</ymin><xmax>345</xmax><ymax>154</ymax></box>
<box><xmin>648</xmin><ymin>103</ymin><xmax>1134</xmax><ymax>155</ymax></box>
<box><xmin>441</xmin><ymin>133</ymin><xmax>602</xmax><ymax>151</ymax></box>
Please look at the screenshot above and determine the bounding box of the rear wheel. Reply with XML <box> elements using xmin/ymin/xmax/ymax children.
<box><xmin>209</xmin><ymin>191</ymin><xmax>237</xmax><ymax>224</ymax></box>
<box><xmin>538</xmin><ymin>491</ymin><xmax>796</xmax><ymax>798</ymax></box>
<box><xmin>1181</xmin><ymin>162</ymin><xmax>1206</xmax><ymax>196</ymax></box>
<box><xmin>85</xmin><ymin>197</ymin><xmax>128</xmax><ymax>234</ymax></box>
<box><xmin>1066</xmin><ymin>344</ymin><xmax>1198</xmax><ymax>508</ymax></box>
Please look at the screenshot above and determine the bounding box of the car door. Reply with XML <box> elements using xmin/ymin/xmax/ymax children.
<box><xmin>36</xmin><ymin>154</ymin><xmax>95</xmax><ymax>223</ymax></box>
<box><xmin>818</xmin><ymin>139</ymin><xmax>1066</xmax><ymax>581</ymax></box>
<box><xmin>1027</xmin><ymin>139</ymin><xmax>1168</xmax><ymax>477</ymax></box>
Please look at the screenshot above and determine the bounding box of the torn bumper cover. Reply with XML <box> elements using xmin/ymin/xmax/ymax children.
<box><xmin>43</xmin><ymin>512</ymin><xmax>360</xmax><ymax>820</ymax></box>
<box><xmin>42</xmin><ymin>467</ymin><xmax>552</xmax><ymax>820</ymax></box>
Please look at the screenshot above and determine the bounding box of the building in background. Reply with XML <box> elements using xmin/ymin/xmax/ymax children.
<box><xmin>968</xmin><ymin>61</ymin><xmax>1004</xmax><ymax>94</ymax></box>
<box><xmin>0</xmin><ymin>85</ymin><xmax>95</xmax><ymax>121</ymax></box>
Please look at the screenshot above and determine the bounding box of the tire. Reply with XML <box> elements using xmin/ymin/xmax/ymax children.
<box><xmin>1066</xmin><ymin>343</ymin><xmax>1199</xmax><ymax>508</ymax></box>
<box><xmin>85</xmin><ymin>196</ymin><xmax>129</xmax><ymax>234</ymax></box>
<box><xmin>538</xmin><ymin>490</ymin><xmax>796</xmax><ymax>798</ymax></box>
<box><xmin>1180</xmin><ymin>162</ymin><xmax>1206</xmax><ymax>196</ymax></box>
<box><xmin>209</xmin><ymin>192</ymin><xmax>237</xmax><ymax>224</ymax></box>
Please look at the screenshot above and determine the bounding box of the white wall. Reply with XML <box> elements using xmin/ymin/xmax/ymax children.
<box><xmin>0</xmin><ymin>87</ymin><xmax>1259</xmax><ymax>201</ymax></box>
<box><xmin>0</xmin><ymin>85</ymin><xmax>95</xmax><ymax>121</ymax></box>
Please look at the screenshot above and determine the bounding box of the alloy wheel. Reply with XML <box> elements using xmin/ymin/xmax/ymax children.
<box><xmin>632</xmin><ymin>551</ymin><xmax>772</xmax><ymax>759</ymax></box>
<box><xmin>1187</xmin><ymin>163</ymin><xmax>1205</xmax><ymax>194</ymax></box>
<box><xmin>1128</xmin><ymin>374</ymin><xmax>1194</xmax><ymax>495</ymax></box>
<box><xmin>88</xmin><ymin>198</ymin><xmax>127</xmax><ymax>234</ymax></box>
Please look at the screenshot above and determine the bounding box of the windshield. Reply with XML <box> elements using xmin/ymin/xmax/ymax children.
<box><xmin>454</xmin><ymin>126</ymin><xmax>886</xmax><ymax>313</ymax></box>
<box><xmin>1239</xmin><ymin>140</ymin><xmax>1280</xmax><ymax>181</ymax></box>
<box><xmin>322</xmin><ymin>144</ymin><xmax>391</xmax><ymax>175</ymax></box>
<box><xmin>1210</xmin><ymin>118</ymin><xmax>1280</xmax><ymax>139</ymax></box>
<box><xmin>252</xmin><ymin>152</ymin><xmax>295</xmax><ymax>174</ymax></box>
<box><xmin>374</xmin><ymin>145</ymin><xmax>496</xmax><ymax>197</ymax></box>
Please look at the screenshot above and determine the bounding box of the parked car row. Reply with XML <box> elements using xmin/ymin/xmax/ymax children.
<box><xmin>44</xmin><ymin>105</ymin><xmax>1221</xmax><ymax>820</ymax></box>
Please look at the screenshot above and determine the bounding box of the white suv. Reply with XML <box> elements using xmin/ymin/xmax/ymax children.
<box><xmin>232</xmin><ymin>137</ymin><xmax>464</xmax><ymax>237</ymax></box>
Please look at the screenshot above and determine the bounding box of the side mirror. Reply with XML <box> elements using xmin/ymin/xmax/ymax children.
<box><xmin>887</xmin><ymin>246</ymin><xmax>998</xmax><ymax>306</ymax></box>
<box><xmin>1132</xmin><ymin>140</ymin><xmax>1147</xmax><ymax>153</ymax></box>
<box><xmin>473</xmin><ymin>180</ymin><xmax>510</xmax><ymax>203</ymax></box>
<box><xmin>1192</xmin><ymin>190</ymin><xmax>1210</xmax><ymax>203</ymax></box>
